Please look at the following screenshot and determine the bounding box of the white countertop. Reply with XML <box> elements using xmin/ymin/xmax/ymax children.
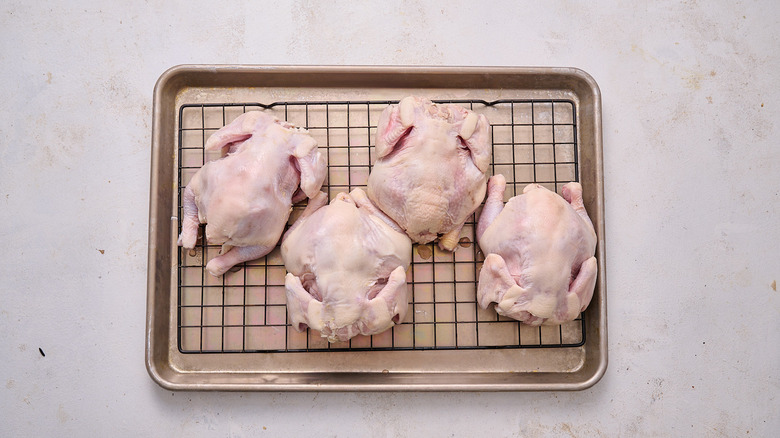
<box><xmin>2</xmin><ymin>1</ymin><xmax>778</xmax><ymax>436</ymax></box>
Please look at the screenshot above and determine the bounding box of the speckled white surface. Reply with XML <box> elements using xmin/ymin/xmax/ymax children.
<box><xmin>2</xmin><ymin>1</ymin><xmax>779</xmax><ymax>436</ymax></box>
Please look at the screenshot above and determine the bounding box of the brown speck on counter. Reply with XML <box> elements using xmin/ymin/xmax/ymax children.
<box><xmin>458</xmin><ymin>237</ymin><xmax>471</xmax><ymax>248</ymax></box>
<box><xmin>772</xmin><ymin>280</ymin><xmax>776</xmax><ymax>291</ymax></box>
<box><xmin>417</xmin><ymin>244</ymin><xmax>432</xmax><ymax>260</ymax></box>
<box><xmin>98</xmin><ymin>249</ymin><xmax>105</xmax><ymax>254</ymax></box>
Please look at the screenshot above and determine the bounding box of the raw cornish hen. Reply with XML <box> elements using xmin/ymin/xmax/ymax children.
<box><xmin>476</xmin><ymin>175</ymin><xmax>597</xmax><ymax>326</ymax></box>
<box><xmin>282</xmin><ymin>189</ymin><xmax>412</xmax><ymax>342</ymax></box>
<box><xmin>178</xmin><ymin>111</ymin><xmax>326</xmax><ymax>277</ymax></box>
<box><xmin>366</xmin><ymin>96</ymin><xmax>491</xmax><ymax>250</ymax></box>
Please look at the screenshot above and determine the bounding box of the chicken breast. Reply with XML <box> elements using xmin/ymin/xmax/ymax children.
<box><xmin>476</xmin><ymin>175</ymin><xmax>597</xmax><ymax>326</ymax></box>
<box><xmin>178</xmin><ymin>111</ymin><xmax>326</xmax><ymax>276</ymax></box>
<box><xmin>366</xmin><ymin>96</ymin><xmax>491</xmax><ymax>250</ymax></box>
<box><xmin>281</xmin><ymin>189</ymin><xmax>412</xmax><ymax>342</ymax></box>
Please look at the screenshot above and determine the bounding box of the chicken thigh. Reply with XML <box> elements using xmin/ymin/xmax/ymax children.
<box><xmin>178</xmin><ymin>111</ymin><xmax>326</xmax><ymax>277</ymax></box>
<box><xmin>476</xmin><ymin>175</ymin><xmax>597</xmax><ymax>326</ymax></box>
<box><xmin>282</xmin><ymin>189</ymin><xmax>412</xmax><ymax>342</ymax></box>
<box><xmin>366</xmin><ymin>96</ymin><xmax>491</xmax><ymax>250</ymax></box>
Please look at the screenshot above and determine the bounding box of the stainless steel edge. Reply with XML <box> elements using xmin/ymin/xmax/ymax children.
<box><xmin>146</xmin><ymin>65</ymin><xmax>185</xmax><ymax>390</ymax></box>
<box><xmin>558</xmin><ymin>67</ymin><xmax>607</xmax><ymax>391</ymax></box>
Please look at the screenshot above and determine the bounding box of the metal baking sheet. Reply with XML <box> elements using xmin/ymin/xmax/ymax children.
<box><xmin>146</xmin><ymin>65</ymin><xmax>606</xmax><ymax>391</ymax></box>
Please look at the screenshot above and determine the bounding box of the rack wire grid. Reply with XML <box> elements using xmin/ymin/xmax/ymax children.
<box><xmin>176</xmin><ymin>98</ymin><xmax>585</xmax><ymax>354</ymax></box>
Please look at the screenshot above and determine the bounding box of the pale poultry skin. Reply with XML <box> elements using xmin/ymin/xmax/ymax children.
<box><xmin>476</xmin><ymin>175</ymin><xmax>597</xmax><ymax>326</ymax></box>
<box><xmin>282</xmin><ymin>189</ymin><xmax>412</xmax><ymax>342</ymax></box>
<box><xmin>177</xmin><ymin>111</ymin><xmax>326</xmax><ymax>277</ymax></box>
<box><xmin>367</xmin><ymin>96</ymin><xmax>491</xmax><ymax>251</ymax></box>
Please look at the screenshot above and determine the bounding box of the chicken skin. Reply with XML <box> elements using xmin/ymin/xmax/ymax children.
<box><xmin>282</xmin><ymin>189</ymin><xmax>412</xmax><ymax>342</ymax></box>
<box><xmin>367</xmin><ymin>96</ymin><xmax>491</xmax><ymax>250</ymax></box>
<box><xmin>476</xmin><ymin>175</ymin><xmax>597</xmax><ymax>326</ymax></box>
<box><xmin>178</xmin><ymin>111</ymin><xmax>326</xmax><ymax>276</ymax></box>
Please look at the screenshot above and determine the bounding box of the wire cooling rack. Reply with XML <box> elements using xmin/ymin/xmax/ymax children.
<box><xmin>176</xmin><ymin>99</ymin><xmax>584</xmax><ymax>353</ymax></box>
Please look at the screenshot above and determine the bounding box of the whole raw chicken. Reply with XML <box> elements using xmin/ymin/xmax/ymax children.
<box><xmin>282</xmin><ymin>189</ymin><xmax>412</xmax><ymax>342</ymax></box>
<box><xmin>367</xmin><ymin>96</ymin><xmax>491</xmax><ymax>250</ymax></box>
<box><xmin>177</xmin><ymin>111</ymin><xmax>326</xmax><ymax>276</ymax></box>
<box><xmin>476</xmin><ymin>175</ymin><xmax>597</xmax><ymax>326</ymax></box>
